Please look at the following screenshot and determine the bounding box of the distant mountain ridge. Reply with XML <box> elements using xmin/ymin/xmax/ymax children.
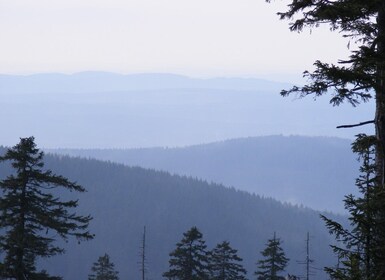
<box><xmin>0</xmin><ymin>72</ymin><xmax>292</xmax><ymax>93</ymax></box>
<box><xmin>0</xmin><ymin>146</ymin><xmax>342</xmax><ymax>280</ymax></box>
<box><xmin>0</xmin><ymin>71</ymin><xmax>373</xmax><ymax>148</ymax></box>
<box><xmin>49</xmin><ymin>135</ymin><xmax>360</xmax><ymax>214</ymax></box>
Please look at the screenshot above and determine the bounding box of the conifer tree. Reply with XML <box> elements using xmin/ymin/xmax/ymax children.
<box><xmin>321</xmin><ymin>134</ymin><xmax>378</xmax><ymax>280</ymax></box>
<box><xmin>265</xmin><ymin>0</ymin><xmax>385</xmax><ymax>182</ymax></box>
<box><xmin>0</xmin><ymin>137</ymin><xmax>93</xmax><ymax>280</ymax></box>
<box><xmin>209</xmin><ymin>241</ymin><xmax>247</xmax><ymax>280</ymax></box>
<box><xmin>163</xmin><ymin>226</ymin><xmax>209</xmax><ymax>280</ymax></box>
<box><xmin>88</xmin><ymin>253</ymin><xmax>119</xmax><ymax>280</ymax></box>
<box><xmin>255</xmin><ymin>233</ymin><xmax>289</xmax><ymax>280</ymax></box>
<box><xmin>265</xmin><ymin>1</ymin><xmax>385</xmax><ymax>278</ymax></box>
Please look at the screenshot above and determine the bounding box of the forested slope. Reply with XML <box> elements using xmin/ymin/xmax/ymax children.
<box><xmin>0</xmin><ymin>146</ymin><xmax>343</xmax><ymax>280</ymax></box>
<box><xmin>51</xmin><ymin>135</ymin><xmax>358</xmax><ymax>213</ymax></box>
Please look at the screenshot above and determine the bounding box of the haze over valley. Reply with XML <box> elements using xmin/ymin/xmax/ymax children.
<box><xmin>1</xmin><ymin>72</ymin><xmax>373</xmax><ymax>148</ymax></box>
<box><xmin>50</xmin><ymin>135</ymin><xmax>358</xmax><ymax>214</ymax></box>
<box><xmin>0</xmin><ymin>0</ymin><xmax>380</xmax><ymax>279</ymax></box>
<box><xmin>0</xmin><ymin>147</ymin><xmax>346</xmax><ymax>280</ymax></box>
<box><xmin>0</xmin><ymin>70</ymin><xmax>372</xmax><ymax>279</ymax></box>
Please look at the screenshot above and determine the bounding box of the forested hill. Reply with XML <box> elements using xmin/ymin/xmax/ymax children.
<box><xmin>0</xmin><ymin>146</ymin><xmax>342</xmax><ymax>280</ymax></box>
<box><xmin>50</xmin><ymin>135</ymin><xmax>359</xmax><ymax>213</ymax></box>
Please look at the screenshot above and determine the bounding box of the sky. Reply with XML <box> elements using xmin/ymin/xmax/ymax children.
<box><xmin>1</xmin><ymin>0</ymin><xmax>372</xmax><ymax>149</ymax></box>
<box><xmin>0</xmin><ymin>0</ymin><xmax>352</xmax><ymax>81</ymax></box>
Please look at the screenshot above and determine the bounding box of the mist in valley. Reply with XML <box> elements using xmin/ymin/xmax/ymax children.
<box><xmin>0</xmin><ymin>1</ymin><xmax>378</xmax><ymax>279</ymax></box>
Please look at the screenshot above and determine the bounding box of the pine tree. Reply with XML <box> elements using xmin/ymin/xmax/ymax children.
<box><xmin>163</xmin><ymin>226</ymin><xmax>209</xmax><ymax>280</ymax></box>
<box><xmin>88</xmin><ymin>253</ymin><xmax>119</xmax><ymax>280</ymax></box>
<box><xmin>321</xmin><ymin>134</ymin><xmax>377</xmax><ymax>280</ymax></box>
<box><xmin>255</xmin><ymin>232</ymin><xmax>289</xmax><ymax>280</ymax></box>
<box><xmin>0</xmin><ymin>137</ymin><xmax>93</xmax><ymax>280</ymax></box>
<box><xmin>209</xmin><ymin>241</ymin><xmax>247</xmax><ymax>280</ymax></box>
<box><xmin>265</xmin><ymin>1</ymin><xmax>385</xmax><ymax>278</ymax></box>
<box><xmin>266</xmin><ymin>0</ymin><xmax>385</xmax><ymax>181</ymax></box>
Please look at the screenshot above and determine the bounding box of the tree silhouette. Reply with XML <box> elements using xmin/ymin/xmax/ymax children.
<box><xmin>266</xmin><ymin>0</ymin><xmax>385</xmax><ymax>278</ymax></box>
<box><xmin>255</xmin><ymin>233</ymin><xmax>289</xmax><ymax>280</ymax></box>
<box><xmin>0</xmin><ymin>137</ymin><xmax>93</xmax><ymax>280</ymax></box>
<box><xmin>88</xmin><ymin>253</ymin><xmax>119</xmax><ymax>280</ymax></box>
<box><xmin>322</xmin><ymin>134</ymin><xmax>379</xmax><ymax>280</ymax></box>
<box><xmin>209</xmin><ymin>241</ymin><xmax>247</xmax><ymax>280</ymax></box>
<box><xmin>163</xmin><ymin>226</ymin><xmax>209</xmax><ymax>280</ymax></box>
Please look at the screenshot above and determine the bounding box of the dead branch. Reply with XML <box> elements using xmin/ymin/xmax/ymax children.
<box><xmin>336</xmin><ymin>120</ymin><xmax>375</xmax><ymax>129</ymax></box>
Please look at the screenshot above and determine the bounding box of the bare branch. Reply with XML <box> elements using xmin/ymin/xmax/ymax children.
<box><xmin>336</xmin><ymin>120</ymin><xmax>375</xmax><ymax>129</ymax></box>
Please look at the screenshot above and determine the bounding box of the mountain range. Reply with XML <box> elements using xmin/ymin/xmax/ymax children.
<box><xmin>50</xmin><ymin>135</ymin><xmax>360</xmax><ymax>214</ymax></box>
<box><xmin>0</xmin><ymin>145</ymin><xmax>344</xmax><ymax>280</ymax></box>
<box><xmin>0</xmin><ymin>72</ymin><xmax>374</xmax><ymax>148</ymax></box>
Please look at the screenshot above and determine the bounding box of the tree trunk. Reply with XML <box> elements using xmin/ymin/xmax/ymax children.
<box><xmin>16</xmin><ymin>168</ymin><xmax>28</xmax><ymax>280</ymax></box>
<box><xmin>376</xmin><ymin>1</ymin><xmax>385</xmax><ymax>187</ymax></box>
<box><xmin>375</xmin><ymin>3</ymin><xmax>385</xmax><ymax>278</ymax></box>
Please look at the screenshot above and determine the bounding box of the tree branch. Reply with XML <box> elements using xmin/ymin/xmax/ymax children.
<box><xmin>336</xmin><ymin>120</ymin><xmax>375</xmax><ymax>129</ymax></box>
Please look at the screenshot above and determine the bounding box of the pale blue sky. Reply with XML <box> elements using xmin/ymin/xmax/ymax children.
<box><xmin>0</xmin><ymin>0</ymin><xmax>350</xmax><ymax>81</ymax></box>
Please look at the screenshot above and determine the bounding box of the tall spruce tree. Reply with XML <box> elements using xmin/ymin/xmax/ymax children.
<box><xmin>255</xmin><ymin>233</ymin><xmax>289</xmax><ymax>280</ymax></box>
<box><xmin>209</xmin><ymin>241</ymin><xmax>247</xmax><ymax>280</ymax></box>
<box><xmin>88</xmin><ymin>253</ymin><xmax>119</xmax><ymax>280</ymax></box>
<box><xmin>265</xmin><ymin>0</ymin><xmax>385</xmax><ymax>278</ymax></box>
<box><xmin>0</xmin><ymin>137</ymin><xmax>93</xmax><ymax>280</ymax></box>
<box><xmin>163</xmin><ymin>226</ymin><xmax>209</xmax><ymax>280</ymax></box>
<box><xmin>321</xmin><ymin>134</ymin><xmax>378</xmax><ymax>280</ymax></box>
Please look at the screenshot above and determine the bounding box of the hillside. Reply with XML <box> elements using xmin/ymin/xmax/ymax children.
<box><xmin>0</xmin><ymin>72</ymin><xmax>373</xmax><ymax>148</ymax></box>
<box><xmin>50</xmin><ymin>135</ymin><xmax>360</xmax><ymax>213</ymax></box>
<box><xmin>0</xmin><ymin>146</ymin><xmax>344</xmax><ymax>280</ymax></box>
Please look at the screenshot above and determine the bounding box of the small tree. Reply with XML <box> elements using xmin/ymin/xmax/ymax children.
<box><xmin>255</xmin><ymin>233</ymin><xmax>289</xmax><ymax>280</ymax></box>
<box><xmin>209</xmin><ymin>241</ymin><xmax>247</xmax><ymax>280</ymax></box>
<box><xmin>163</xmin><ymin>226</ymin><xmax>209</xmax><ymax>280</ymax></box>
<box><xmin>88</xmin><ymin>253</ymin><xmax>119</xmax><ymax>280</ymax></box>
<box><xmin>0</xmin><ymin>137</ymin><xmax>93</xmax><ymax>280</ymax></box>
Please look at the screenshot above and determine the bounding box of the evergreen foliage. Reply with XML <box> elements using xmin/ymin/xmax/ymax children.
<box><xmin>0</xmin><ymin>137</ymin><xmax>93</xmax><ymax>280</ymax></box>
<box><xmin>255</xmin><ymin>233</ymin><xmax>289</xmax><ymax>280</ymax></box>
<box><xmin>163</xmin><ymin>227</ymin><xmax>209</xmax><ymax>280</ymax></box>
<box><xmin>209</xmin><ymin>241</ymin><xmax>247</xmax><ymax>280</ymax></box>
<box><xmin>269</xmin><ymin>0</ymin><xmax>380</xmax><ymax>109</ymax></box>
<box><xmin>266</xmin><ymin>0</ymin><xmax>385</xmax><ymax>278</ymax></box>
<box><xmin>321</xmin><ymin>134</ymin><xmax>380</xmax><ymax>280</ymax></box>
<box><xmin>88</xmin><ymin>253</ymin><xmax>119</xmax><ymax>280</ymax></box>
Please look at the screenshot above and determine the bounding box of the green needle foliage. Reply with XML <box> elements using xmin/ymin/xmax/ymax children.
<box><xmin>0</xmin><ymin>137</ymin><xmax>93</xmax><ymax>280</ymax></box>
<box><xmin>88</xmin><ymin>253</ymin><xmax>119</xmax><ymax>280</ymax></box>
<box><xmin>163</xmin><ymin>226</ymin><xmax>209</xmax><ymax>280</ymax></box>
<box><xmin>255</xmin><ymin>233</ymin><xmax>289</xmax><ymax>280</ymax></box>
<box><xmin>209</xmin><ymin>241</ymin><xmax>247</xmax><ymax>280</ymax></box>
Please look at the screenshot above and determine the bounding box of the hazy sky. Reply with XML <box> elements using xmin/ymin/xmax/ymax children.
<box><xmin>0</xmin><ymin>0</ymin><xmax>351</xmax><ymax>80</ymax></box>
